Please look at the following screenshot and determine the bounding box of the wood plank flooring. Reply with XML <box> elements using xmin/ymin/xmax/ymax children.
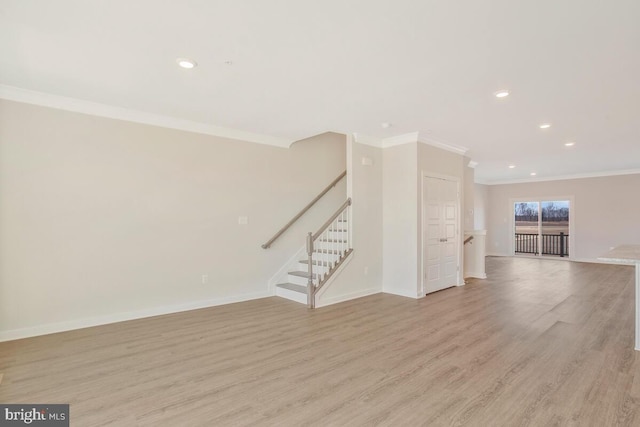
<box><xmin>1</xmin><ymin>257</ymin><xmax>639</xmax><ymax>426</ymax></box>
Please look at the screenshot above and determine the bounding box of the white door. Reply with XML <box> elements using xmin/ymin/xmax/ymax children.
<box><xmin>423</xmin><ymin>176</ymin><xmax>459</xmax><ymax>294</ymax></box>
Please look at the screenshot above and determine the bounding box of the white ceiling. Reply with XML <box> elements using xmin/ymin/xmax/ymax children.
<box><xmin>1</xmin><ymin>0</ymin><xmax>639</xmax><ymax>183</ymax></box>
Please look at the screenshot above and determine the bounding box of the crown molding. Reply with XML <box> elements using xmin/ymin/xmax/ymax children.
<box><xmin>467</xmin><ymin>160</ymin><xmax>479</xmax><ymax>168</ymax></box>
<box><xmin>479</xmin><ymin>168</ymin><xmax>640</xmax><ymax>185</ymax></box>
<box><xmin>0</xmin><ymin>84</ymin><xmax>293</xmax><ymax>148</ymax></box>
<box><xmin>418</xmin><ymin>136</ymin><xmax>469</xmax><ymax>155</ymax></box>
<box><xmin>381</xmin><ymin>132</ymin><xmax>419</xmax><ymax>148</ymax></box>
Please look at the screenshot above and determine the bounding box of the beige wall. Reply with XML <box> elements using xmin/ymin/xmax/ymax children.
<box><xmin>474</xmin><ymin>183</ymin><xmax>489</xmax><ymax>230</ymax></box>
<box><xmin>463</xmin><ymin>158</ymin><xmax>475</xmax><ymax>231</ymax></box>
<box><xmin>486</xmin><ymin>174</ymin><xmax>640</xmax><ymax>260</ymax></box>
<box><xmin>0</xmin><ymin>100</ymin><xmax>346</xmax><ymax>338</ymax></box>
<box><xmin>382</xmin><ymin>143</ymin><xmax>418</xmax><ymax>297</ymax></box>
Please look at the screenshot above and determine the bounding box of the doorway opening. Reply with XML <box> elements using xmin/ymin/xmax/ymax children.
<box><xmin>513</xmin><ymin>200</ymin><xmax>570</xmax><ymax>257</ymax></box>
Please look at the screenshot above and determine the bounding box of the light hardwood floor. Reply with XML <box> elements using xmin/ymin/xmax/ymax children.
<box><xmin>1</xmin><ymin>257</ymin><xmax>639</xmax><ymax>426</ymax></box>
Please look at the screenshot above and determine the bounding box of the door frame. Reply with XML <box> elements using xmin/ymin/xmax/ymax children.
<box><xmin>508</xmin><ymin>195</ymin><xmax>575</xmax><ymax>260</ymax></box>
<box><xmin>420</xmin><ymin>171</ymin><xmax>462</xmax><ymax>296</ymax></box>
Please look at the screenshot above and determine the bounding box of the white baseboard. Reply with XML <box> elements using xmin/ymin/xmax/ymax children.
<box><xmin>316</xmin><ymin>287</ymin><xmax>381</xmax><ymax>308</ymax></box>
<box><xmin>464</xmin><ymin>272</ymin><xmax>487</xmax><ymax>279</ymax></box>
<box><xmin>573</xmin><ymin>257</ymin><xmax>634</xmax><ymax>265</ymax></box>
<box><xmin>382</xmin><ymin>287</ymin><xmax>420</xmax><ymax>299</ymax></box>
<box><xmin>0</xmin><ymin>290</ymin><xmax>272</xmax><ymax>343</ymax></box>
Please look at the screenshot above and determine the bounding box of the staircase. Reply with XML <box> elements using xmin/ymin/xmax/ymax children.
<box><xmin>275</xmin><ymin>213</ymin><xmax>353</xmax><ymax>306</ymax></box>
<box><xmin>262</xmin><ymin>171</ymin><xmax>353</xmax><ymax>308</ymax></box>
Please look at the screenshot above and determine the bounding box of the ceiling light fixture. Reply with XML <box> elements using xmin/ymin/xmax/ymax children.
<box><xmin>508</xmin><ymin>165</ymin><xmax>516</xmax><ymax>169</ymax></box>
<box><xmin>564</xmin><ymin>142</ymin><xmax>575</xmax><ymax>147</ymax></box>
<box><xmin>530</xmin><ymin>172</ymin><xmax>537</xmax><ymax>176</ymax></box>
<box><xmin>176</xmin><ymin>58</ymin><xmax>197</xmax><ymax>69</ymax></box>
<box><xmin>495</xmin><ymin>90</ymin><xmax>510</xmax><ymax>98</ymax></box>
<box><xmin>381</xmin><ymin>122</ymin><xmax>392</xmax><ymax>129</ymax></box>
<box><xmin>539</xmin><ymin>123</ymin><xmax>551</xmax><ymax>129</ymax></box>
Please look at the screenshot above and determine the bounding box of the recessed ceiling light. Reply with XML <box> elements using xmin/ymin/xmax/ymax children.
<box><xmin>381</xmin><ymin>122</ymin><xmax>392</xmax><ymax>129</ymax></box>
<box><xmin>539</xmin><ymin>123</ymin><xmax>551</xmax><ymax>129</ymax></box>
<box><xmin>530</xmin><ymin>172</ymin><xmax>537</xmax><ymax>176</ymax></box>
<box><xmin>564</xmin><ymin>142</ymin><xmax>575</xmax><ymax>147</ymax></box>
<box><xmin>495</xmin><ymin>90</ymin><xmax>510</xmax><ymax>98</ymax></box>
<box><xmin>508</xmin><ymin>165</ymin><xmax>516</xmax><ymax>169</ymax></box>
<box><xmin>176</xmin><ymin>58</ymin><xmax>197</xmax><ymax>69</ymax></box>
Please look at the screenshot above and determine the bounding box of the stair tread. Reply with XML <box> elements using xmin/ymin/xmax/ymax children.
<box><xmin>276</xmin><ymin>283</ymin><xmax>307</xmax><ymax>294</ymax></box>
<box><xmin>319</xmin><ymin>239</ymin><xmax>347</xmax><ymax>243</ymax></box>
<box><xmin>314</xmin><ymin>249</ymin><xmax>342</xmax><ymax>254</ymax></box>
<box><xmin>289</xmin><ymin>270</ymin><xmax>318</xmax><ymax>279</ymax></box>
<box><xmin>329</xmin><ymin>229</ymin><xmax>348</xmax><ymax>232</ymax></box>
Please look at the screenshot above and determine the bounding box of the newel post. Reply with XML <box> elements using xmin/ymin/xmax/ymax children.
<box><xmin>306</xmin><ymin>232</ymin><xmax>315</xmax><ymax>308</ymax></box>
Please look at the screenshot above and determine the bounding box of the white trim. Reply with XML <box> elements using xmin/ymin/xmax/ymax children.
<box><xmin>418</xmin><ymin>136</ymin><xmax>469</xmax><ymax>155</ymax></box>
<box><xmin>313</xmin><ymin>251</ymin><xmax>355</xmax><ymax>302</ymax></box>
<box><xmin>382</xmin><ymin>288</ymin><xmax>420</xmax><ymax>299</ymax></box>
<box><xmin>635</xmin><ymin>262</ymin><xmax>640</xmax><ymax>352</ymax></box>
<box><xmin>575</xmin><ymin>257</ymin><xmax>640</xmax><ymax>266</ymax></box>
<box><xmin>420</xmin><ymin>172</ymin><xmax>462</xmax><ymax>296</ymax></box>
<box><xmin>465</xmin><ymin>272</ymin><xmax>487</xmax><ymax>279</ymax></box>
<box><xmin>316</xmin><ymin>287</ymin><xmax>381</xmax><ymax>308</ymax></box>
<box><xmin>487</xmin><ymin>252</ymin><xmax>510</xmax><ymax>257</ymax></box>
<box><xmin>381</xmin><ymin>132</ymin><xmax>419</xmax><ymax>148</ymax></box>
<box><xmin>0</xmin><ymin>290</ymin><xmax>272</xmax><ymax>342</ymax></box>
<box><xmin>0</xmin><ymin>84</ymin><xmax>293</xmax><ymax>148</ymax></box>
<box><xmin>468</xmin><ymin>160</ymin><xmax>479</xmax><ymax>168</ymax></box>
<box><xmin>480</xmin><ymin>168</ymin><xmax>640</xmax><ymax>185</ymax></box>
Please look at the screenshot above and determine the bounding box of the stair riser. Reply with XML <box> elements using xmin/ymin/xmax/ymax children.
<box><xmin>275</xmin><ymin>286</ymin><xmax>307</xmax><ymax>304</ymax></box>
<box><xmin>288</xmin><ymin>274</ymin><xmax>313</xmax><ymax>286</ymax></box>
<box><xmin>296</xmin><ymin>262</ymin><xmax>330</xmax><ymax>275</ymax></box>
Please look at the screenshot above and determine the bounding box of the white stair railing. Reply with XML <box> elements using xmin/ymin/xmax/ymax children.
<box><xmin>305</xmin><ymin>198</ymin><xmax>352</xmax><ymax>308</ymax></box>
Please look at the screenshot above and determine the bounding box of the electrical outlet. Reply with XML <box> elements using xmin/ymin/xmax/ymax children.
<box><xmin>364</xmin><ymin>266</ymin><xmax>369</xmax><ymax>275</ymax></box>
<box><xmin>201</xmin><ymin>274</ymin><xmax>208</xmax><ymax>284</ymax></box>
<box><xmin>238</xmin><ymin>216</ymin><xmax>248</xmax><ymax>225</ymax></box>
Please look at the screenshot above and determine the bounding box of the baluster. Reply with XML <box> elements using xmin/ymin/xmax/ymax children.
<box><xmin>346</xmin><ymin>209</ymin><xmax>348</xmax><ymax>255</ymax></box>
<box><xmin>345</xmin><ymin>206</ymin><xmax>348</xmax><ymax>255</ymax></box>
<box><xmin>342</xmin><ymin>209</ymin><xmax>345</xmax><ymax>257</ymax></box>
<box><xmin>338</xmin><ymin>215</ymin><xmax>341</xmax><ymax>262</ymax></box>
<box><xmin>347</xmin><ymin>205</ymin><xmax>351</xmax><ymax>253</ymax></box>
<box><xmin>333</xmin><ymin>218</ymin><xmax>337</xmax><ymax>269</ymax></box>
<box><xmin>338</xmin><ymin>211</ymin><xmax>342</xmax><ymax>258</ymax></box>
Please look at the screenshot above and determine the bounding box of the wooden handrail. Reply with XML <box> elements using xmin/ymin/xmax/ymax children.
<box><xmin>464</xmin><ymin>235</ymin><xmax>474</xmax><ymax>245</ymax></box>
<box><xmin>261</xmin><ymin>170</ymin><xmax>346</xmax><ymax>249</ymax></box>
